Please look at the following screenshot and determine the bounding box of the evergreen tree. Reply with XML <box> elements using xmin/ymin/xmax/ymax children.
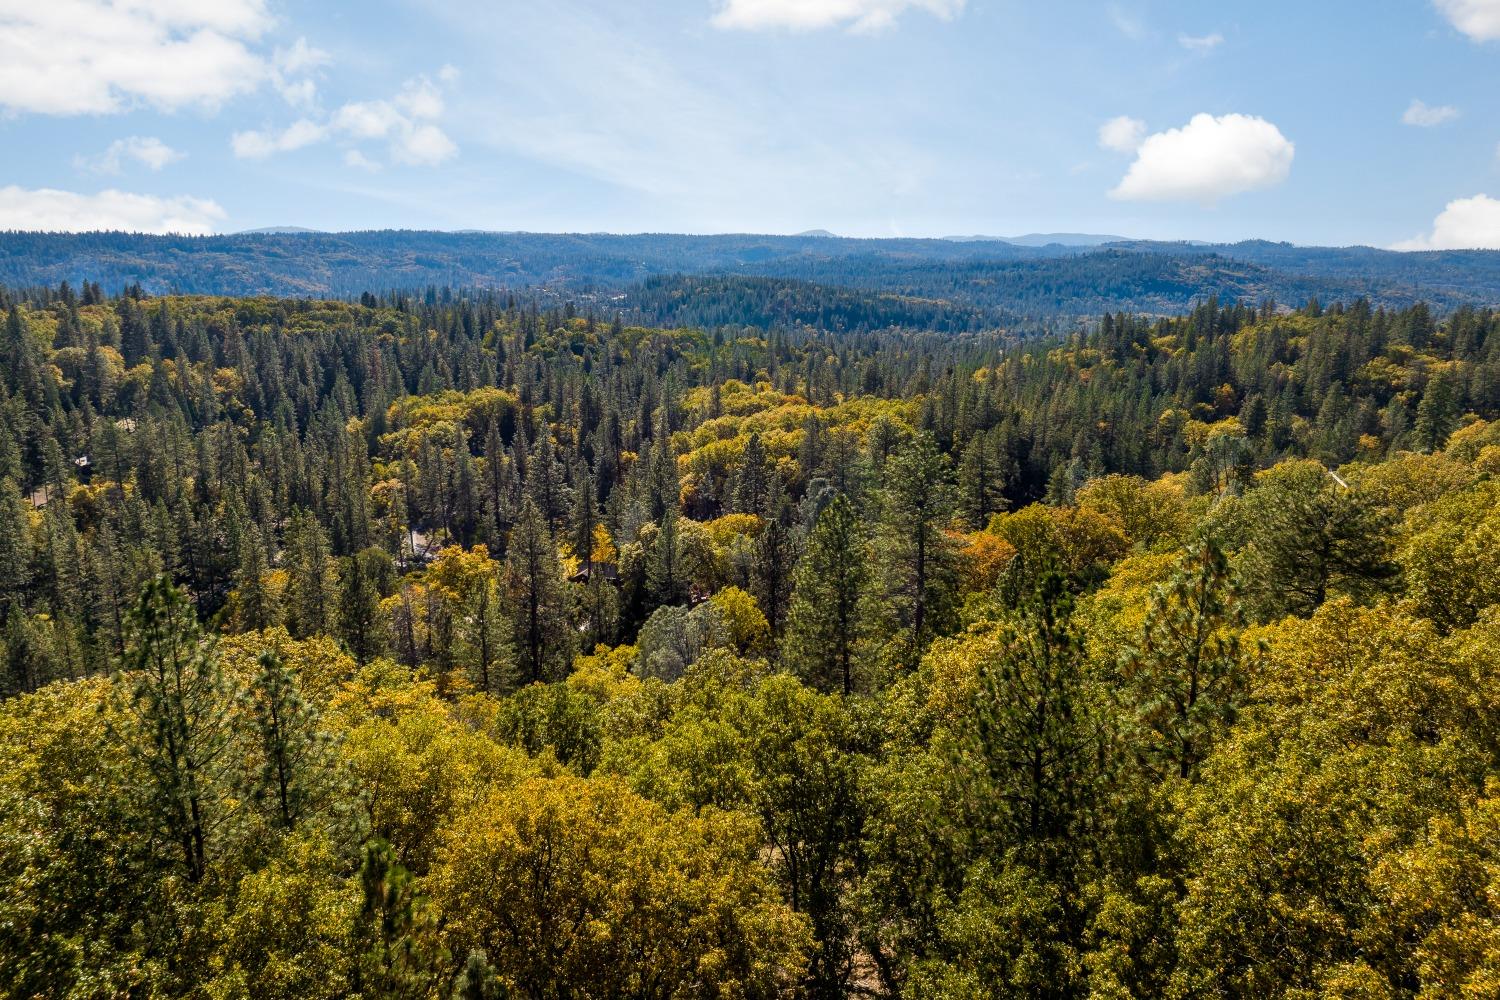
<box><xmin>503</xmin><ymin>498</ymin><xmax>573</xmax><ymax>684</ymax></box>
<box><xmin>973</xmin><ymin>576</ymin><xmax>1099</xmax><ymax>855</ymax></box>
<box><xmin>242</xmin><ymin>650</ymin><xmax>330</xmax><ymax>830</ymax></box>
<box><xmin>112</xmin><ymin>575</ymin><xmax>233</xmax><ymax>883</ymax></box>
<box><xmin>284</xmin><ymin>509</ymin><xmax>333</xmax><ymax>639</ymax></box>
<box><xmin>957</xmin><ymin>429</ymin><xmax>1010</xmax><ymax>529</ymax></box>
<box><xmin>357</xmin><ymin>838</ymin><xmax>443</xmax><ymax>1000</ymax></box>
<box><xmin>450</xmin><ymin>950</ymin><xmax>506</xmax><ymax>1000</ymax></box>
<box><xmin>647</xmin><ymin>505</ymin><xmax>687</xmax><ymax>606</ymax></box>
<box><xmin>1120</xmin><ymin>536</ymin><xmax>1251</xmax><ymax>781</ymax></box>
<box><xmin>234</xmin><ymin>529</ymin><xmax>276</xmax><ymax>632</ymax></box>
<box><xmin>877</xmin><ymin>433</ymin><xmax>958</xmax><ymax>664</ymax></box>
<box><xmin>1240</xmin><ymin>464</ymin><xmax>1399</xmax><ymax>619</ymax></box>
<box><xmin>0</xmin><ymin>476</ymin><xmax>31</xmax><ymax>616</ymax></box>
<box><xmin>1414</xmin><ymin>370</ymin><xmax>1460</xmax><ymax>453</ymax></box>
<box><xmin>457</xmin><ymin>576</ymin><xmax>515</xmax><ymax>695</ymax></box>
<box><xmin>733</xmin><ymin>432</ymin><xmax>771</xmax><ymax>517</ymax></box>
<box><xmin>785</xmin><ymin>495</ymin><xmax>871</xmax><ymax>694</ymax></box>
<box><xmin>751</xmin><ymin>503</ymin><xmax>797</xmax><ymax>638</ymax></box>
<box><xmin>338</xmin><ymin>548</ymin><xmax>386</xmax><ymax>665</ymax></box>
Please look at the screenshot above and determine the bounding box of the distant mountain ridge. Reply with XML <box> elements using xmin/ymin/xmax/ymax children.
<box><xmin>0</xmin><ymin>229</ymin><xmax>1495</xmax><ymax>320</ymax></box>
<box><xmin>943</xmin><ymin>233</ymin><xmax>1132</xmax><ymax>247</ymax></box>
<box><xmin>234</xmin><ymin>226</ymin><xmax>324</xmax><ymax>235</ymax></box>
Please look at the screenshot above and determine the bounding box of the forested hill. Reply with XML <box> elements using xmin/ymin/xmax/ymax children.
<box><xmin>2</xmin><ymin>229</ymin><xmax>1498</xmax><ymax>320</ymax></box>
<box><xmin>2</xmin><ymin>285</ymin><xmax>1500</xmax><ymax>996</ymax></box>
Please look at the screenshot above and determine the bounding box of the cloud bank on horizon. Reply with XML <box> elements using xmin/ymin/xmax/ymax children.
<box><xmin>0</xmin><ymin>0</ymin><xmax>1492</xmax><ymax>249</ymax></box>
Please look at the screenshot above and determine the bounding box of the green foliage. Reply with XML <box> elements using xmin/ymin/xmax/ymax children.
<box><xmin>1237</xmin><ymin>460</ymin><xmax>1400</xmax><ymax>619</ymax></box>
<box><xmin>0</xmin><ymin>286</ymin><xmax>1497</xmax><ymax>998</ymax></box>
<box><xmin>877</xmin><ymin>433</ymin><xmax>959</xmax><ymax>665</ymax></box>
<box><xmin>1119</xmin><ymin>536</ymin><xmax>1252</xmax><ymax>781</ymax></box>
<box><xmin>112</xmin><ymin>575</ymin><xmax>234</xmax><ymax>884</ymax></box>
<box><xmin>241</xmin><ymin>650</ymin><xmax>335</xmax><ymax>832</ymax></box>
<box><xmin>785</xmin><ymin>494</ymin><xmax>874</xmax><ymax>694</ymax></box>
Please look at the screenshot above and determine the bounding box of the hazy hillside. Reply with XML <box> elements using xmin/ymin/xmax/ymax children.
<box><xmin>1</xmin><ymin>230</ymin><xmax>1496</xmax><ymax>321</ymax></box>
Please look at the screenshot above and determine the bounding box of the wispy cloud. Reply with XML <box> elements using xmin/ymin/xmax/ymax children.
<box><xmin>1098</xmin><ymin>116</ymin><xmax>1146</xmax><ymax>154</ymax></box>
<box><xmin>75</xmin><ymin>137</ymin><xmax>185</xmax><ymax>175</ymax></box>
<box><xmin>1402</xmin><ymin>99</ymin><xmax>1460</xmax><ymax>126</ymax></box>
<box><xmin>232</xmin><ymin>72</ymin><xmax>459</xmax><ymax>168</ymax></box>
<box><xmin>232</xmin><ymin>119</ymin><xmax>328</xmax><ymax>159</ymax></box>
<box><xmin>1108</xmin><ymin>4</ymin><xmax>1147</xmax><ymax>40</ymax></box>
<box><xmin>1178</xmin><ymin>31</ymin><xmax>1224</xmax><ymax>52</ymax></box>
<box><xmin>448</xmin><ymin>0</ymin><xmax>938</xmax><ymax>228</ymax></box>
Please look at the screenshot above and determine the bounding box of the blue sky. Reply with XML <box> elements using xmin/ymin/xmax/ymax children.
<box><xmin>0</xmin><ymin>0</ymin><xmax>1498</xmax><ymax>247</ymax></box>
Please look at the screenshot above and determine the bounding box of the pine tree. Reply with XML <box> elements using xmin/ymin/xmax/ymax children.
<box><xmin>503</xmin><ymin>498</ymin><xmax>573</xmax><ymax>684</ymax></box>
<box><xmin>751</xmin><ymin>503</ymin><xmax>796</xmax><ymax>638</ymax></box>
<box><xmin>112</xmin><ymin>576</ymin><xmax>233</xmax><ymax>883</ymax></box>
<box><xmin>1120</xmin><ymin>536</ymin><xmax>1252</xmax><ymax>781</ymax></box>
<box><xmin>457</xmin><ymin>576</ymin><xmax>515</xmax><ymax>695</ymax></box>
<box><xmin>450</xmin><ymin>950</ymin><xmax>506</xmax><ymax>1000</ymax></box>
<box><xmin>0</xmin><ymin>476</ymin><xmax>31</xmax><ymax>616</ymax></box>
<box><xmin>242</xmin><ymin>650</ymin><xmax>331</xmax><ymax>830</ymax></box>
<box><xmin>957</xmin><ymin>429</ymin><xmax>1010</xmax><ymax>529</ymax></box>
<box><xmin>284</xmin><ymin>509</ymin><xmax>334</xmax><ymax>639</ymax></box>
<box><xmin>1414</xmin><ymin>370</ymin><xmax>1459</xmax><ymax>453</ymax></box>
<box><xmin>570</xmin><ymin>465</ymin><xmax>598</xmax><ymax>573</ymax></box>
<box><xmin>733</xmin><ymin>432</ymin><xmax>771</xmax><ymax>517</ymax></box>
<box><xmin>876</xmin><ymin>433</ymin><xmax>958</xmax><ymax>664</ymax></box>
<box><xmin>234</xmin><ymin>529</ymin><xmax>277</xmax><ymax>632</ymax></box>
<box><xmin>785</xmin><ymin>495</ymin><xmax>871</xmax><ymax>694</ymax></box>
<box><xmin>973</xmin><ymin>575</ymin><xmax>1099</xmax><ymax>854</ymax></box>
<box><xmin>338</xmin><ymin>549</ymin><xmax>386</xmax><ymax>665</ymax></box>
<box><xmin>647</xmin><ymin>505</ymin><xmax>687</xmax><ymax>606</ymax></box>
<box><xmin>357</xmin><ymin>838</ymin><xmax>442</xmax><ymax>999</ymax></box>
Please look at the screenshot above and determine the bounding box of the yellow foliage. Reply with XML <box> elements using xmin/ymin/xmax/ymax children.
<box><xmin>709</xmin><ymin>586</ymin><xmax>770</xmax><ymax>653</ymax></box>
<box><xmin>954</xmin><ymin>530</ymin><xmax>1016</xmax><ymax>593</ymax></box>
<box><xmin>429</xmin><ymin>775</ymin><xmax>809</xmax><ymax>996</ymax></box>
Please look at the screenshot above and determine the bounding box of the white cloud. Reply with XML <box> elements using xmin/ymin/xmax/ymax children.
<box><xmin>1098</xmin><ymin>116</ymin><xmax>1147</xmax><ymax>154</ymax></box>
<box><xmin>0</xmin><ymin>0</ymin><xmax>271</xmax><ymax>115</ymax></box>
<box><xmin>711</xmin><ymin>0</ymin><xmax>964</xmax><ymax>33</ymax></box>
<box><xmin>276</xmin><ymin>37</ymin><xmax>330</xmax><ymax>75</ymax></box>
<box><xmin>1394</xmin><ymin>194</ymin><xmax>1500</xmax><ymax>250</ymax></box>
<box><xmin>270</xmin><ymin>37</ymin><xmax>329</xmax><ymax>109</ymax></box>
<box><xmin>1434</xmin><ymin>0</ymin><xmax>1500</xmax><ymax>40</ymax></box>
<box><xmin>332</xmin><ymin>100</ymin><xmax>404</xmax><ymax>139</ymax></box>
<box><xmin>237</xmin><ymin>72</ymin><xmax>457</xmax><ymax>168</ymax></box>
<box><xmin>1110</xmin><ymin>113</ymin><xmax>1294</xmax><ymax>204</ymax></box>
<box><xmin>75</xmin><ymin>136</ymin><xmax>184</xmax><ymax>174</ymax></box>
<box><xmin>277</xmin><ymin>78</ymin><xmax>319</xmax><ymax>109</ymax></box>
<box><xmin>0</xmin><ymin>185</ymin><xmax>225</xmax><ymax>234</ymax></box>
<box><xmin>1178</xmin><ymin>32</ymin><xmax>1224</xmax><ymax>51</ymax></box>
<box><xmin>1402</xmin><ymin>99</ymin><xmax>1460</xmax><ymax>126</ymax></box>
<box><xmin>231</xmin><ymin>119</ymin><xmax>328</xmax><ymax>159</ymax></box>
<box><xmin>396</xmin><ymin>76</ymin><xmax>445</xmax><ymax>120</ymax></box>
<box><xmin>393</xmin><ymin>124</ymin><xmax>458</xmax><ymax>166</ymax></box>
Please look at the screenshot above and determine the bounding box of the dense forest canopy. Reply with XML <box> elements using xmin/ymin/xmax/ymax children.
<box><xmin>3</xmin><ymin>279</ymin><xmax>1500</xmax><ymax>997</ymax></box>
<box><xmin>2</xmin><ymin>230</ymin><xmax>1499</xmax><ymax>317</ymax></box>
